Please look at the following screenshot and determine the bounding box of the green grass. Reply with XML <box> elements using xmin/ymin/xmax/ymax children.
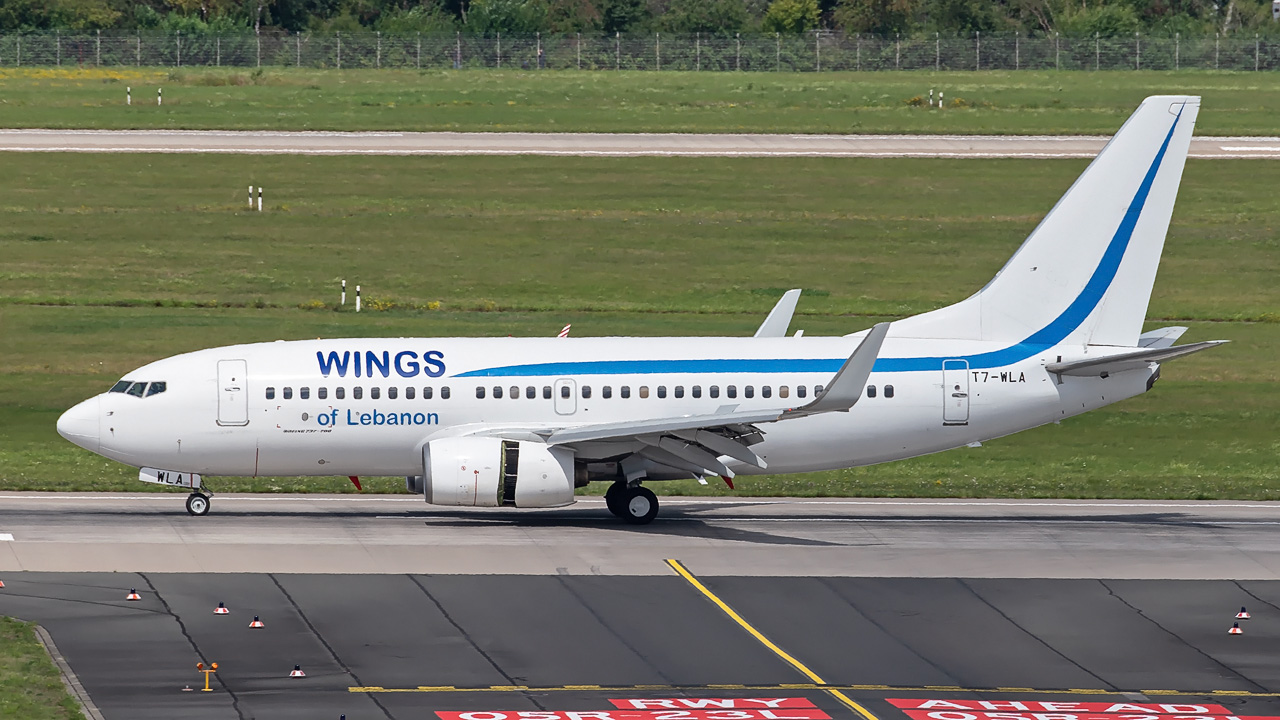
<box><xmin>0</xmin><ymin>618</ymin><xmax>86</xmax><ymax>720</ymax></box>
<box><xmin>0</xmin><ymin>153</ymin><xmax>1276</xmax><ymax>498</ymax></box>
<box><xmin>4</xmin><ymin>67</ymin><xmax>1280</xmax><ymax>135</ymax></box>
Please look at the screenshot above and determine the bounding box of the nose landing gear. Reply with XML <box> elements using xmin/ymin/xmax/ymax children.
<box><xmin>604</xmin><ymin>482</ymin><xmax>659</xmax><ymax>525</ymax></box>
<box><xmin>185</xmin><ymin>492</ymin><xmax>211</xmax><ymax>516</ymax></box>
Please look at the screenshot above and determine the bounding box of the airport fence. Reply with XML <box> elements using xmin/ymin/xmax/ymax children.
<box><xmin>1</xmin><ymin>31</ymin><xmax>1279</xmax><ymax>72</ymax></box>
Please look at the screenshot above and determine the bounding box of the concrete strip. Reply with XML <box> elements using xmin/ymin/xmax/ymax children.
<box><xmin>0</xmin><ymin>129</ymin><xmax>1277</xmax><ymax>158</ymax></box>
<box><xmin>34</xmin><ymin>624</ymin><xmax>106</xmax><ymax>720</ymax></box>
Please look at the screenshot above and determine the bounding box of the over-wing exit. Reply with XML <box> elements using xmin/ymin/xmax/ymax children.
<box><xmin>57</xmin><ymin>96</ymin><xmax>1224</xmax><ymax>524</ymax></box>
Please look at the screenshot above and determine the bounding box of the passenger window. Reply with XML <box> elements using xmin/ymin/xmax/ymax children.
<box><xmin>762</xmin><ymin>386</ymin><xmax>771</xmax><ymax>399</ymax></box>
<box><xmin>476</xmin><ymin>387</ymin><xmax>486</xmax><ymax>399</ymax></box>
<box><xmin>657</xmin><ymin>386</ymin><xmax>667</xmax><ymax>399</ymax></box>
<box><xmin>353</xmin><ymin>387</ymin><xmax>363</xmax><ymax>400</ymax></box>
<box><xmin>387</xmin><ymin>387</ymin><xmax>397</xmax><ymax>400</ymax></box>
<box><xmin>145</xmin><ymin>382</ymin><xmax>167</xmax><ymax>397</ymax></box>
<box><xmin>300</xmin><ymin>387</ymin><xmax>310</xmax><ymax>400</ymax></box>
<box><xmin>370</xmin><ymin>387</ymin><xmax>380</xmax><ymax>400</ymax></box>
<box><xmin>560</xmin><ymin>385</ymin><xmax>570</xmax><ymax>399</ymax></box>
<box><xmin>493</xmin><ymin>386</ymin><xmax>503</xmax><ymax>399</ymax></box>
<box><xmin>423</xmin><ymin>387</ymin><xmax>433</xmax><ymax>399</ymax></box>
<box><xmin>639</xmin><ymin>386</ymin><xmax>650</xmax><ymax>399</ymax></box>
<box><xmin>603</xmin><ymin>386</ymin><xmax>612</xmax><ymax>399</ymax></box>
<box><xmin>318</xmin><ymin>387</ymin><xmax>328</xmax><ymax>400</ymax></box>
<box><xmin>815</xmin><ymin>385</ymin><xmax>824</xmax><ymax>396</ymax></box>
<box><xmin>126</xmin><ymin>382</ymin><xmax>146</xmax><ymax>397</ymax></box>
<box><xmin>621</xmin><ymin>386</ymin><xmax>631</xmax><ymax>399</ymax></box>
<box><xmin>884</xmin><ymin>385</ymin><xmax>895</xmax><ymax>399</ymax></box>
<box><xmin>779</xmin><ymin>386</ymin><xmax>789</xmax><ymax>399</ymax></box>
<box><xmin>582</xmin><ymin>386</ymin><xmax>592</xmax><ymax>399</ymax></box>
<box><xmin>744</xmin><ymin>386</ymin><xmax>754</xmax><ymax>399</ymax></box>
<box><xmin>441</xmin><ymin>386</ymin><xmax>451</xmax><ymax>399</ymax></box>
<box><xmin>110</xmin><ymin>380</ymin><xmax>131</xmax><ymax>393</ymax></box>
<box><xmin>727</xmin><ymin>385</ymin><xmax>737</xmax><ymax>399</ymax></box>
<box><xmin>283</xmin><ymin>387</ymin><xmax>293</xmax><ymax>400</ymax></box>
<box><xmin>867</xmin><ymin>385</ymin><xmax>877</xmax><ymax>398</ymax></box>
<box><xmin>543</xmin><ymin>386</ymin><xmax>552</xmax><ymax>399</ymax></box>
<box><xmin>710</xmin><ymin>386</ymin><xmax>719</xmax><ymax>399</ymax></box>
<box><xmin>266</xmin><ymin>387</ymin><xmax>276</xmax><ymax>400</ymax></box>
<box><xmin>692</xmin><ymin>386</ymin><xmax>702</xmax><ymax>398</ymax></box>
<box><xmin>526</xmin><ymin>386</ymin><xmax>536</xmax><ymax>399</ymax></box>
<box><xmin>675</xmin><ymin>386</ymin><xmax>684</xmax><ymax>398</ymax></box>
<box><xmin>405</xmin><ymin>387</ymin><xmax>415</xmax><ymax>400</ymax></box>
<box><xmin>336</xmin><ymin>387</ymin><xmax>345</xmax><ymax>400</ymax></box>
<box><xmin>797</xmin><ymin>385</ymin><xmax>807</xmax><ymax>399</ymax></box>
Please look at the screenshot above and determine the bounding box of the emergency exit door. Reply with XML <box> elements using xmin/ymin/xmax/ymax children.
<box><xmin>217</xmin><ymin>359</ymin><xmax>249</xmax><ymax>426</ymax></box>
<box><xmin>942</xmin><ymin>359</ymin><xmax>969</xmax><ymax>426</ymax></box>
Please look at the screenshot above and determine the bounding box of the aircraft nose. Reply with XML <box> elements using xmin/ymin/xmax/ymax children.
<box><xmin>57</xmin><ymin>397</ymin><xmax>100</xmax><ymax>453</ymax></box>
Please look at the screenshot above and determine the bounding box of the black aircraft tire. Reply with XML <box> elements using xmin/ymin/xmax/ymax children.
<box><xmin>621</xmin><ymin>486</ymin><xmax>659</xmax><ymax>525</ymax></box>
<box><xmin>186</xmin><ymin>493</ymin><xmax>210</xmax><ymax>516</ymax></box>
<box><xmin>604</xmin><ymin>483</ymin><xmax>627</xmax><ymax>518</ymax></box>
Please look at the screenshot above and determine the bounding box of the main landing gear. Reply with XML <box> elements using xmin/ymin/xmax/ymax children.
<box><xmin>185</xmin><ymin>491</ymin><xmax>211</xmax><ymax>516</ymax></box>
<box><xmin>605</xmin><ymin>482</ymin><xmax>659</xmax><ymax>525</ymax></box>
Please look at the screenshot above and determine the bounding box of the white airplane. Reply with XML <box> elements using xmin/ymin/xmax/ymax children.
<box><xmin>57</xmin><ymin>95</ymin><xmax>1225</xmax><ymax>523</ymax></box>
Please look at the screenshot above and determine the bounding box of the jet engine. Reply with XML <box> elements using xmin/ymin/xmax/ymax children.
<box><xmin>421</xmin><ymin>437</ymin><xmax>578</xmax><ymax>508</ymax></box>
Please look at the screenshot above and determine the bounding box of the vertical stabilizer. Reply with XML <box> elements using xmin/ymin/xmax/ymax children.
<box><xmin>894</xmin><ymin>95</ymin><xmax>1199</xmax><ymax>348</ymax></box>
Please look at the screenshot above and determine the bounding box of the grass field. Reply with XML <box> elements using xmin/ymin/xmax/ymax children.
<box><xmin>1</xmin><ymin>153</ymin><xmax>1276</xmax><ymax>498</ymax></box>
<box><xmin>3</xmin><ymin>67</ymin><xmax>1280</xmax><ymax>135</ymax></box>
<box><xmin>0</xmin><ymin>618</ymin><xmax>85</xmax><ymax>720</ymax></box>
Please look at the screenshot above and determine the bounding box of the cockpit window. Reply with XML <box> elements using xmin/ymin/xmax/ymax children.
<box><xmin>145</xmin><ymin>382</ymin><xmax>167</xmax><ymax>397</ymax></box>
<box><xmin>109</xmin><ymin>380</ymin><xmax>131</xmax><ymax>393</ymax></box>
<box><xmin>126</xmin><ymin>382</ymin><xmax>147</xmax><ymax>397</ymax></box>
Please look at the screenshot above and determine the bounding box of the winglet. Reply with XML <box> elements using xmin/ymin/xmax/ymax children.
<box><xmin>782</xmin><ymin>322</ymin><xmax>890</xmax><ymax>419</ymax></box>
<box><xmin>754</xmin><ymin>289</ymin><xmax>802</xmax><ymax>338</ymax></box>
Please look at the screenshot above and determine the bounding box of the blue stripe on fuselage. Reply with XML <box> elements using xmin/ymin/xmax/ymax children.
<box><xmin>456</xmin><ymin>106</ymin><xmax>1184</xmax><ymax>380</ymax></box>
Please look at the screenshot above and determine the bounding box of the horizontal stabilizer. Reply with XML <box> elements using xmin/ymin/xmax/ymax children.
<box><xmin>754</xmin><ymin>289</ymin><xmax>802</xmax><ymax>338</ymax></box>
<box><xmin>1046</xmin><ymin>340</ymin><xmax>1226</xmax><ymax>377</ymax></box>
<box><xmin>1138</xmin><ymin>326</ymin><xmax>1188</xmax><ymax>349</ymax></box>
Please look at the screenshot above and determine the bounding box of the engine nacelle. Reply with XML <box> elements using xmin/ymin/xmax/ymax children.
<box><xmin>422</xmin><ymin>437</ymin><xmax>576</xmax><ymax>508</ymax></box>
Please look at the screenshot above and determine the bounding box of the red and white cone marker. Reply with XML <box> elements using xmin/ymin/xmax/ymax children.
<box><xmin>1229</xmin><ymin>622</ymin><xmax>1244</xmax><ymax>635</ymax></box>
<box><xmin>289</xmin><ymin>664</ymin><xmax>306</xmax><ymax>678</ymax></box>
<box><xmin>0</xmin><ymin>580</ymin><xmax>6</xmax><ymax>588</ymax></box>
<box><xmin>126</xmin><ymin>588</ymin><xmax>141</xmax><ymax>601</ymax></box>
<box><xmin>249</xmin><ymin>616</ymin><xmax>264</xmax><ymax>629</ymax></box>
<box><xmin>214</xmin><ymin>602</ymin><xmax>229</xmax><ymax>615</ymax></box>
<box><xmin>1237</xmin><ymin>607</ymin><xmax>1251</xmax><ymax>620</ymax></box>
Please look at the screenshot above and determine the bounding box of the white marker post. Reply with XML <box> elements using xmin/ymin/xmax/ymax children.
<box><xmin>355</xmin><ymin>286</ymin><xmax>361</xmax><ymax>313</ymax></box>
<box><xmin>157</xmin><ymin>88</ymin><xmax>162</xmax><ymax>106</ymax></box>
<box><xmin>341</xmin><ymin>280</ymin><xmax>347</xmax><ymax>306</ymax></box>
<box><xmin>929</xmin><ymin>88</ymin><xmax>933</xmax><ymax>107</ymax></box>
<box><xmin>939</xmin><ymin>91</ymin><xmax>944</xmax><ymax>109</ymax></box>
<box><xmin>248</xmin><ymin>185</ymin><xmax>254</xmax><ymax>209</ymax></box>
<box><xmin>256</xmin><ymin>187</ymin><xmax>262</xmax><ymax>212</ymax></box>
<box><xmin>127</xmin><ymin>86</ymin><xmax>131</xmax><ymax>105</ymax></box>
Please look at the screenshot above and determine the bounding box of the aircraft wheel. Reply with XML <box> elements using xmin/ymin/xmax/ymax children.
<box><xmin>621</xmin><ymin>486</ymin><xmax>659</xmax><ymax>525</ymax></box>
<box><xmin>604</xmin><ymin>482</ymin><xmax>627</xmax><ymax>518</ymax></box>
<box><xmin>186</xmin><ymin>492</ymin><xmax>210</xmax><ymax>516</ymax></box>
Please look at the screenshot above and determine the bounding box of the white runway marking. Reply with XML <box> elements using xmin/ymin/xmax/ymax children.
<box><xmin>0</xmin><ymin>534</ymin><xmax>14</xmax><ymax>541</ymax></box>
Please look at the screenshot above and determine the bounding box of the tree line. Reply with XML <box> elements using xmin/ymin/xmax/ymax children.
<box><xmin>3</xmin><ymin>0</ymin><xmax>1277</xmax><ymax>38</ymax></box>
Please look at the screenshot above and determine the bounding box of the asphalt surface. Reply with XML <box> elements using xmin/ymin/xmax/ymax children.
<box><xmin>2</xmin><ymin>573</ymin><xmax>1280</xmax><ymax>720</ymax></box>
<box><xmin>2</xmin><ymin>129</ymin><xmax>1280</xmax><ymax>157</ymax></box>
<box><xmin>4</xmin><ymin>494</ymin><xmax>1280</xmax><ymax>578</ymax></box>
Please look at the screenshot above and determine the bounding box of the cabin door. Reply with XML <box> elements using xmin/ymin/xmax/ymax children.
<box><xmin>942</xmin><ymin>359</ymin><xmax>970</xmax><ymax>426</ymax></box>
<box><xmin>217</xmin><ymin>359</ymin><xmax>250</xmax><ymax>426</ymax></box>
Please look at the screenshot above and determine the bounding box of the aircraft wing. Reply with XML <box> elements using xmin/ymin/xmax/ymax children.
<box><xmin>754</xmin><ymin>289</ymin><xmax>802</xmax><ymax>338</ymax></box>
<box><xmin>1045</xmin><ymin>340</ymin><xmax>1226</xmax><ymax>378</ymax></box>
<box><xmin>537</xmin><ymin>323</ymin><xmax>890</xmax><ymax>477</ymax></box>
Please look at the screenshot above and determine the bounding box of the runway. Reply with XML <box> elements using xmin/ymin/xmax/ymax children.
<box><xmin>5</xmin><ymin>495</ymin><xmax>1280</xmax><ymax>719</ymax></box>
<box><xmin>3</xmin><ymin>494</ymin><xmax>1280</xmax><ymax>578</ymax></box>
<box><xmin>2</xmin><ymin>129</ymin><xmax>1280</xmax><ymax>157</ymax></box>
